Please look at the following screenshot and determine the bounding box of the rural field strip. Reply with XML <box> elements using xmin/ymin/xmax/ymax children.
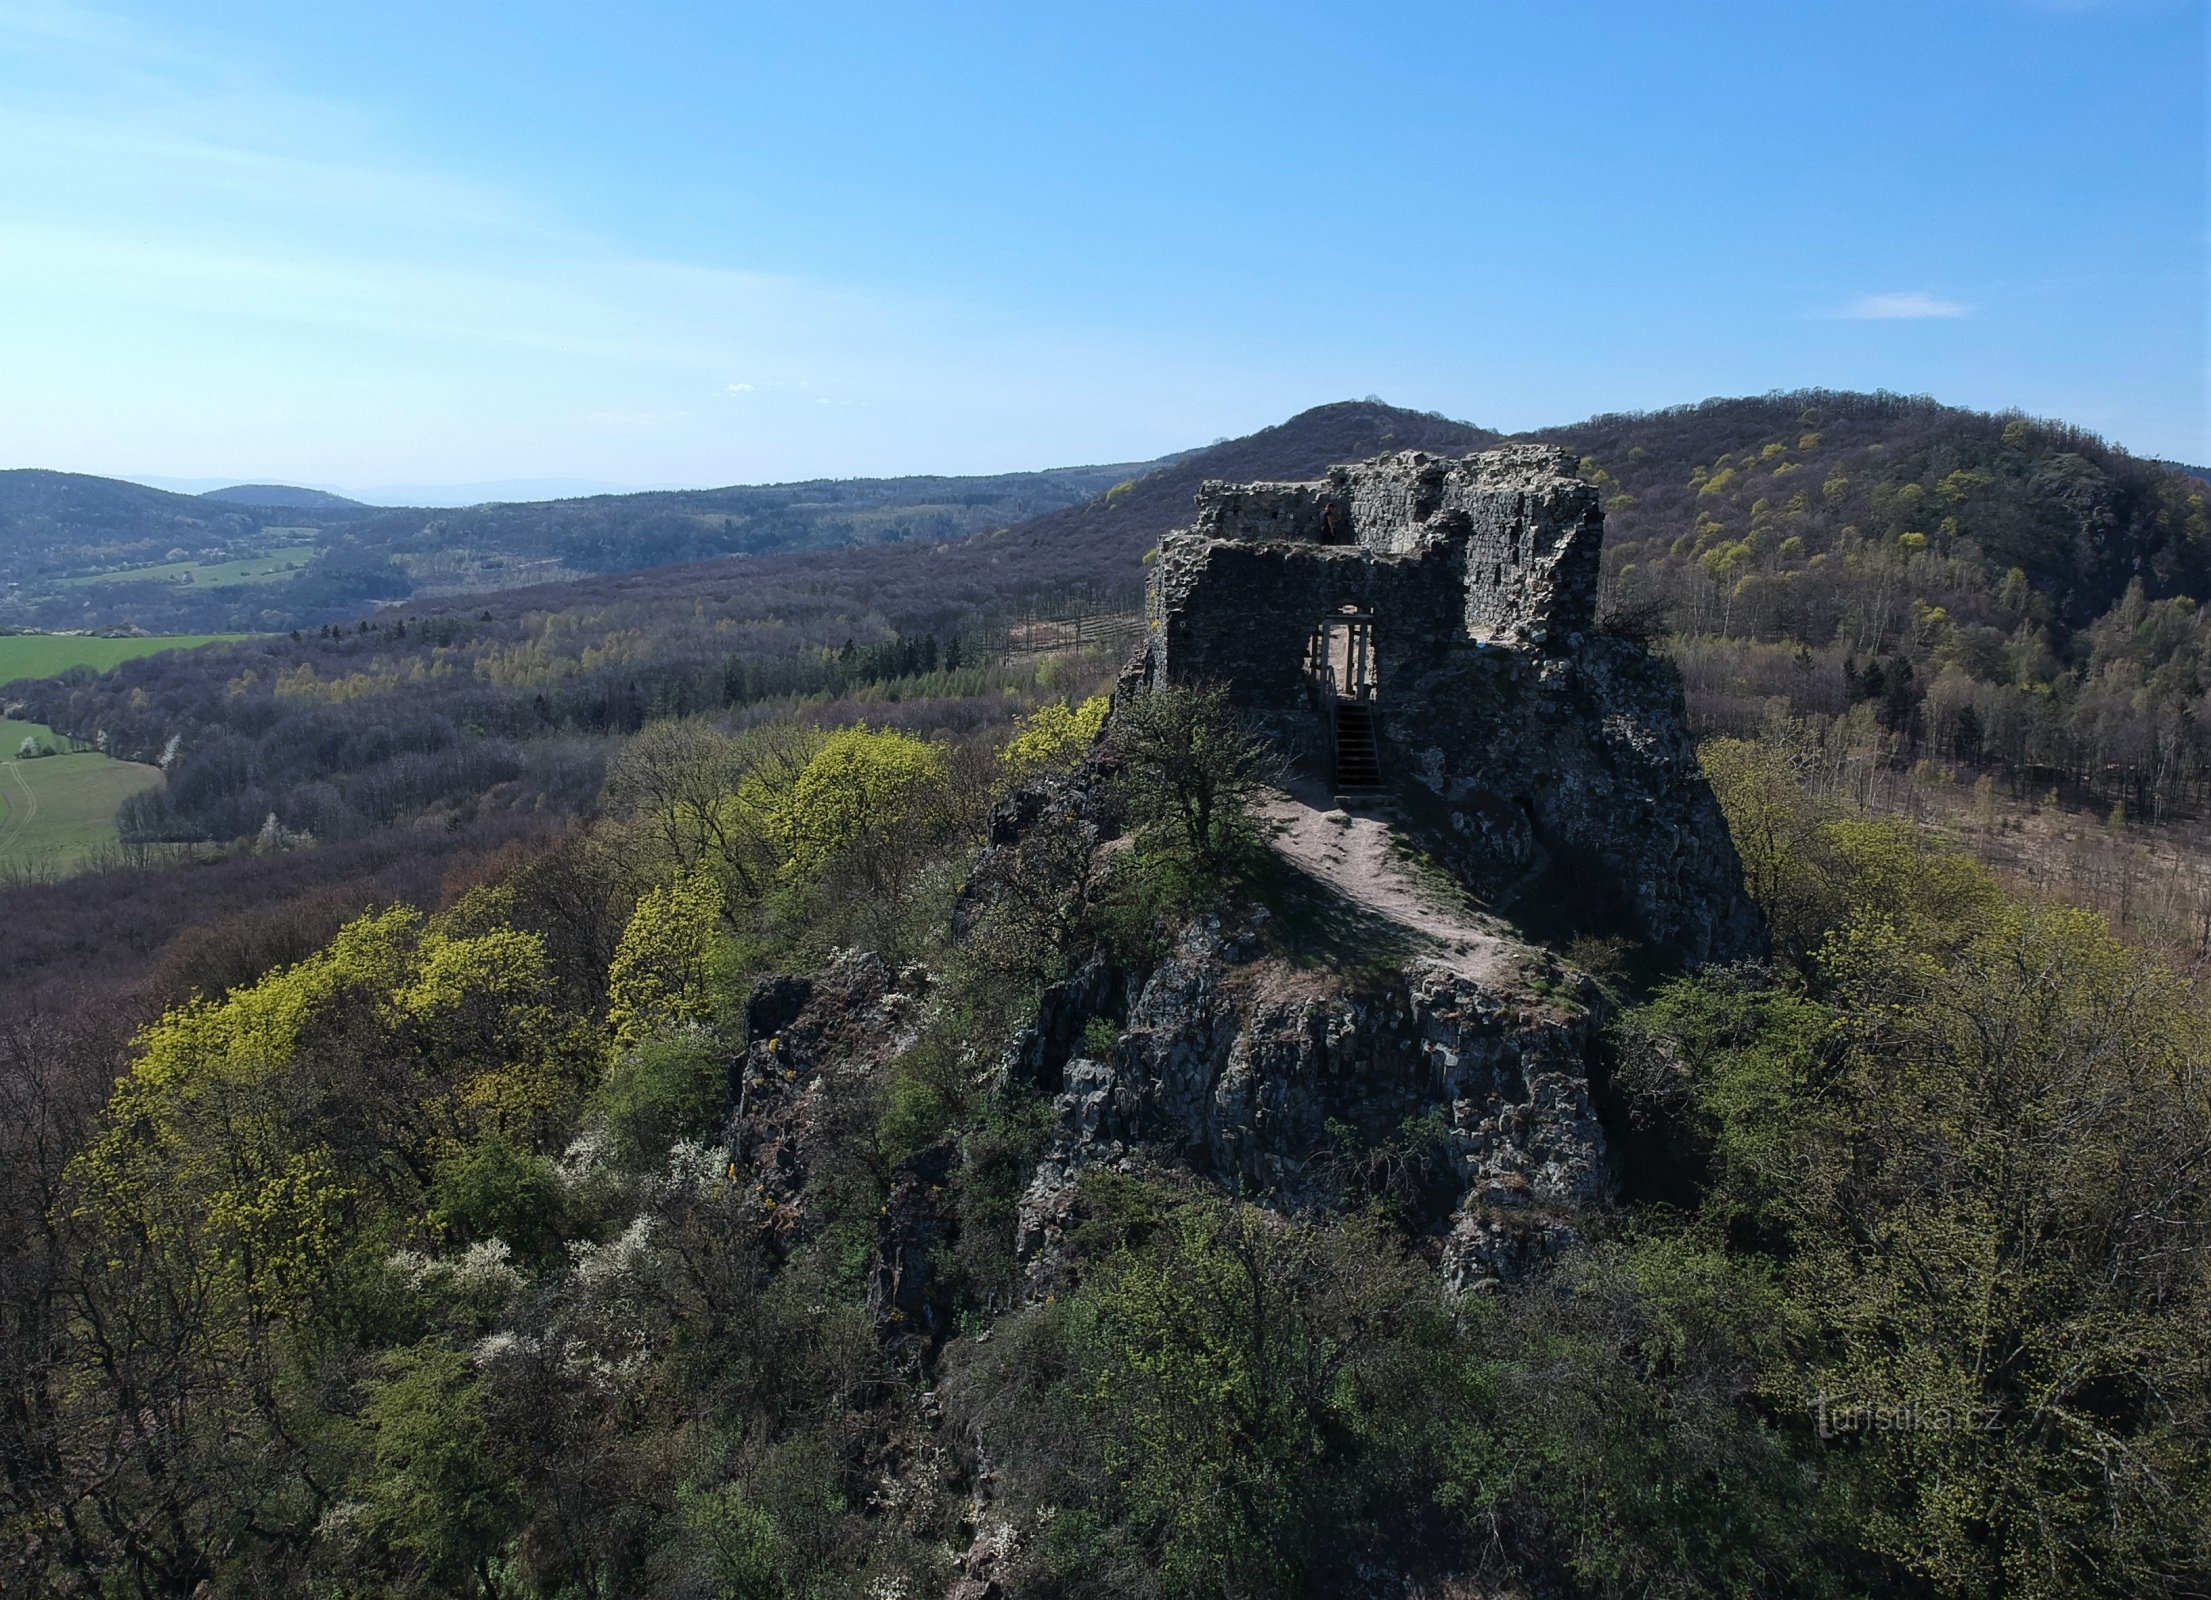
<box><xmin>0</xmin><ymin>760</ymin><xmax>39</xmax><ymax>855</ymax></box>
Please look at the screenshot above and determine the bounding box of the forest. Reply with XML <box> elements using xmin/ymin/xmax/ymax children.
<box><xmin>2</xmin><ymin>669</ymin><xmax>2203</xmax><ymax>1598</ymax></box>
<box><xmin>1</xmin><ymin>390</ymin><xmax>2207</xmax><ymax>1597</ymax></box>
<box><xmin>0</xmin><ymin>458</ymin><xmax>1170</xmax><ymax>637</ymax></box>
<box><xmin>1545</xmin><ymin>392</ymin><xmax>2211</xmax><ymax>821</ymax></box>
<box><xmin>12</xmin><ymin>394</ymin><xmax>2208</xmax><ymax>855</ymax></box>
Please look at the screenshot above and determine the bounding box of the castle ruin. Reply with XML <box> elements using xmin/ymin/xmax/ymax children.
<box><xmin>1138</xmin><ymin>443</ymin><xmax>1761</xmax><ymax>965</ymax></box>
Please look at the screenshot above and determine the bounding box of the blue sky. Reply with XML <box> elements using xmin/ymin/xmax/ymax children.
<box><xmin>0</xmin><ymin>0</ymin><xmax>2202</xmax><ymax>495</ymax></box>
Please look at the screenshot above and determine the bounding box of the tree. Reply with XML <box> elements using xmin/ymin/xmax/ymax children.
<box><xmin>33</xmin><ymin>906</ymin><xmax>593</xmax><ymax>1593</ymax></box>
<box><xmin>1632</xmin><ymin>819</ymin><xmax>2211</xmax><ymax>1597</ymax></box>
<box><xmin>998</xmin><ymin>693</ymin><xmax>1109</xmax><ymax>783</ymax></box>
<box><xmin>601</xmin><ymin>718</ymin><xmax>819</xmax><ymax>908</ymax></box>
<box><xmin>605</xmin><ymin>871</ymin><xmax>728</xmax><ymax>1046</ymax></box>
<box><xmin>355</xmin><ymin>1341</ymin><xmax>522</xmax><ymax>1597</ymax></box>
<box><xmin>1107</xmin><ymin>683</ymin><xmax>1276</xmax><ymax>878</ymax></box>
<box><xmin>948</xmin><ymin>1192</ymin><xmax>1469</xmax><ymax>1599</ymax></box>
<box><xmin>765</xmin><ymin>724</ymin><xmax>955</xmax><ymax>952</ymax></box>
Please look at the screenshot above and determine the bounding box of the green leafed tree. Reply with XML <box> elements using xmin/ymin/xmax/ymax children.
<box><xmin>1107</xmin><ymin>682</ymin><xmax>1276</xmax><ymax>879</ymax></box>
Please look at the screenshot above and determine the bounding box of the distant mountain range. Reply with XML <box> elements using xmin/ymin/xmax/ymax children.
<box><xmin>347</xmin><ymin>477</ymin><xmax>704</xmax><ymax>506</ymax></box>
<box><xmin>4</xmin><ymin>396</ymin><xmax>2202</xmax><ymax>643</ymax></box>
<box><xmin>128</xmin><ymin>474</ymin><xmax>695</xmax><ymax>506</ymax></box>
<box><xmin>0</xmin><ymin>455</ymin><xmax>1176</xmax><ymax>632</ymax></box>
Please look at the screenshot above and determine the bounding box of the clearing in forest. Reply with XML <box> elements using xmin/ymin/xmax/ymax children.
<box><xmin>0</xmin><ymin>751</ymin><xmax>162</xmax><ymax>874</ymax></box>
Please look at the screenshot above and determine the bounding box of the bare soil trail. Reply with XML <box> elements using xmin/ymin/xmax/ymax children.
<box><xmin>1258</xmin><ymin>777</ymin><xmax>1521</xmax><ymax>988</ymax></box>
<box><xmin>0</xmin><ymin>761</ymin><xmax>39</xmax><ymax>856</ymax></box>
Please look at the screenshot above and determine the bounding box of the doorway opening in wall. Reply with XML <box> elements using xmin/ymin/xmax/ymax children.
<box><xmin>1306</xmin><ymin>608</ymin><xmax>1383</xmax><ymax>795</ymax></box>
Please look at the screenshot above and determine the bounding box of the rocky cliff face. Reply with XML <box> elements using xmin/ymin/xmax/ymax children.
<box><xmin>1009</xmin><ymin>913</ymin><xmax>1607</xmax><ymax>1299</ymax></box>
<box><xmin>1385</xmin><ymin>634</ymin><xmax>1764</xmax><ymax>964</ymax></box>
<box><xmin>723</xmin><ymin>949</ymin><xmax>923</xmax><ymax>1233</ymax></box>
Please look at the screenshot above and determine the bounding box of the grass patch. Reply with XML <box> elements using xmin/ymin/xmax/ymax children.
<box><xmin>0</xmin><ymin>633</ymin><xmax>249</xmax><ymax>683</ymax></box>
<box><xmin>0</xmin><ymin>751</ymin><xmax>162</xmax><ymax>873</ymax></box>
<box><xmin>0</xmin><ymin>715</ymin><xmax>84</xmax><ymax>756</ymax></box>
<box><xmin>53</xmin><ymin>544</ymin><xmax>319</xmax><ymax>590</ymax></box>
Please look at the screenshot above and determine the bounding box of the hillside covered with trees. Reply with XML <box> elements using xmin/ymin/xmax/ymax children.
<box><xmin>0</xmin><ymin>457</ymin><xmax>1173</xmax><ymax>636</ymax></box>
<box><xmin>11</xmin><ymin>392</ymin><xmax>2207</xmax><ymax>858</ymax></box>
<box><xmin>3</xmin><ymin>672</ymin><xmax>2203</xmax><ymax>1598</ymax></box>
<box><xmin>1544</xmin><ymin>392</ymin><xmax>2211</xmax><ymax>818</ymax></box>
<box><xmin>2</xmin><ymin>390</ymin><xmax>2207</xmax><ymax>1597</ymax></box>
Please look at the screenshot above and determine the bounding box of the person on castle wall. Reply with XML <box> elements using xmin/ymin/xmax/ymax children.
<box><xmin>1322</xmin><ymin>502</ymin><xmax>1344</xmax><ymax>543</ymax></box>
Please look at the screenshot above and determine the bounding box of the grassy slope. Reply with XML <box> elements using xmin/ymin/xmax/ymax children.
<box><xmin>56</xmin><ymin>545</ymin><xmax>320</xmax><ymax>590</ymax></box>
<box><xmin>1</xmin><ymin>714</ymin><xmax>77</xmax><ymax>752</ymax></box>
<box><xmin>0</xmin><ymin>633</ymin><xmax>236</xmax><ymax>873</ymax></box>
<box><xmin>0</xmin><ymin>633</ymin><xmax>249</xmax><ymax>681</ymax></box>
<box><xmin>0</xmin><ymin>751</ymin><xmax>161</xmax><ymax>871</ymax></box>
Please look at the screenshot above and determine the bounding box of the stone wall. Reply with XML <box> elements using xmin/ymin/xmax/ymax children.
<box><xmin>1146</xmin><ymin>536</ymin><xmax>1461</xmax><ymax>745</ymax></box>
<box><xmin>1141</xmin><ymin>440</ymin><xmax>1762</xmax><ymax>965</ymax></box>
<box><xmin>1191</xmin><ymin>480</ymin><xmax>1343</xmax><ymax>544</ymax></box>
<box><xmin>1163</xmin><ymin>442</ymin><xmax>1602</xmax><ymax>647</ymax></box>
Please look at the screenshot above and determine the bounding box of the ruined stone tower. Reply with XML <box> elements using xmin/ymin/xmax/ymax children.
<box><xmin>1139</xmin><ymin>443</ymin><xmax>1762</xmax><ymax>965</ymax></box>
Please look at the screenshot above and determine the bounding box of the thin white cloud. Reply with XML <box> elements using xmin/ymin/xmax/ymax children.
<box><xmin>1839</xmin><ymin>290</ymin><xmax>1970</xmax><ymax>320</ymax></box>
<box><xmin>725</xmin><ymin>382</ymin><xmax>755</xmax><ymax>393</ymax></box>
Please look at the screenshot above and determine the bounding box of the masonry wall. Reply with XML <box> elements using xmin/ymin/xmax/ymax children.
<box><xmin>1139</xmin><ymin>443</ymin><xmax>1762</xmax><ymax>965</ymax></box>
<box><xmin>1172</xmin><ymin>445</ymin><xmax>1604</xmax><ymax>648</ymax></box>
<box><xmin>1455</xmin><ymin>477</ymin><xmax>1603</xmax><ymax>645</ymax></box>
<box><xmin>1191</xmin><ymin>482</ymin><xmax>1343</xmax><ymax>544</ymax></box>
<box><xmin>1148</xmin><ymin>536</ymin><xmax>1464</xmax><ymax>741</ymax></box>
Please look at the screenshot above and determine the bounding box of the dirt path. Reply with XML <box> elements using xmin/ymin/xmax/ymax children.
<box><xmin>0</xmin><ymin>761</ymin><xmax>37</xmax><ymax>856</ymax></box>
<box><xmin>1258</xmin><ymin>778</ymin><xmax>1520</xmax><ymax>987</ymax></box>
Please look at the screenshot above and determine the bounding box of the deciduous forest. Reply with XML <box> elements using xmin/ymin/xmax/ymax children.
<box><xmin>2</xmin><ymin>392</ymin><xmax>2206</xmax><ymax>1598</ymax></box>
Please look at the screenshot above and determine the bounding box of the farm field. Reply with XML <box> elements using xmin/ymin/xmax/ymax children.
<box><xmin>0</xmin><ymin>632</ymin><xmax>247</xmax><ymax>682</ymax></box>
<box><xmin>54</xmin><ymin>541</ymin><xmax>319</xmax><ymax>590</ymax></box>
<box><xmin>0</xmin><ymin>632</ymin><xmax>235</xmax><ymax>872</ymax></box>
<box><xmin>0</xmin><ymin>750</ymin><xmax>161</xmax><ymax>873</ymax></box>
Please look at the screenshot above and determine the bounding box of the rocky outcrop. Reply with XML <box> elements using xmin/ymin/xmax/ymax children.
<box><xmin>723</xmin><ymin>950</ymin><xmax>922</xmax><ymax>1230</ymax></box>
<box><xmin>1388</xmin><ymin>634</ymin><xmax>1764</xmax><ymax>962</ymax></box>
<box><xmin>868</xmin><ymin>1140</ymin><xmax>960</xmax><ymax>1350</ymax></box>
<box><xmin>1015</xmin><ymin>916</ymin><xmax>1607</xmax><ymax>1297</ymax></box>
<box><xmin>1139</xmin><ymin>443</ymin><xmax>1764</xmax><ymax>965</ymax></box>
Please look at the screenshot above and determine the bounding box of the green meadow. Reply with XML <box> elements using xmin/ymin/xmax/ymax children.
<box><xmin>0</xmin><ymin>751</ymin><xmax>162</xmax><ymax>873</ymax></box>
<box><xmin>54</xmin><ymin>542</ymin><xmax>319</xmax><ymax>591</ymax></box>
<box><xmin>0</xmin><ymin>632</ymin><xmax>240</xmax><ymax>872</ymax></box>
<box><xmin>0</xmin><ymin>632</ymin><xmax>247</xmax><ymax>683</ymax></box>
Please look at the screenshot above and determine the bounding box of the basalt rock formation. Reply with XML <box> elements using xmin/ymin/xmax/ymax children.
<box><xmin>1012</xmin><ymin>914</ymin><xmax>1610</xmax><ymax>1298</ymax></box>
<box><xmin>744</xmin><ymin>446</ymin><xmax>1761</xmax><ymax>1323</ymax></box>
<box><xmin>1136</xmin><ymin>442</ymin><xmax>1762</xmax><ymax>964</ymax></box>
<box><xmin>972</xmin><ymin>446</ymin><xmax>1763</xmax><ymax>1298</ymax></box>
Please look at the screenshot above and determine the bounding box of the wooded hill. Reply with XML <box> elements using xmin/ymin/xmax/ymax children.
<box><xmin>3</xmin><ymin>396</ymin><xmax>2207</xmax><ymax>1599</ymax></box>
<box><xmin>1542</xmin><ymin>392</ymin><xmax>2211</xmax><ymax>817</ymax></box>
<box><xmin>8</xmin><ymin>393</ymin><xmax>2209</xmax><ymax>856</ymax></box>
<box><xmin>0</xmin><ymin>457</ymin><xmax>1175</xmax><ymax>634</ymax></box>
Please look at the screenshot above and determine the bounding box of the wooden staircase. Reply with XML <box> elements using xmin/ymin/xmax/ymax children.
<box><xmin>1333</xmin><ymin>700</ymin><xmax>1383</xmax><ymax>795</ymax></box>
